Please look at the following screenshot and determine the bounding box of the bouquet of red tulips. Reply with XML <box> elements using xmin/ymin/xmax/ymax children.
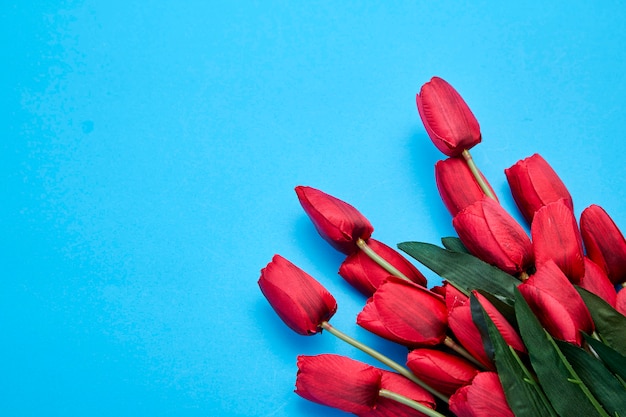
<box><xmin>258</xmin><ymin>77</ymin><xmax>626</xmax><ymax>417</ymax></box>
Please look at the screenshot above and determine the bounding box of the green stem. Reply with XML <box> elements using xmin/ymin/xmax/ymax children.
<box><xmin>378</xmin><ymin>389</ymin><xmax>447</xmax><ymax>417</ymax></box>
<box><xmin>444</xmin><ymin>336</ymin><xmax>488</xmax><ymax>370</ymax></box>
<box><xmin>461</xmin><ymin>149</ymin><xmax>496</xmax><ymax>200</ymax></box>
<box><xmin>320</xmin><ymin>321</ymin><xmax>449</xmax><ymax>403</ymax></box>
<box><xmin>356</xmin><ymin>238</ymin><xmax>411</xmax><ymax>282</ymax></box>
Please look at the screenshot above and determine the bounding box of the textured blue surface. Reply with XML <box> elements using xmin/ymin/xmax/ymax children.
<box><xmin>2</xmin><ymin>2</ymin><xmax>626</xmax><ymax>416</ymax></box>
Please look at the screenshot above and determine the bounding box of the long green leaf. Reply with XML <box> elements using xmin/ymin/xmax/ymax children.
<box><xmin>398</xmin><ymin>241</ymin><xmax>519</xmax><ymax>303</ymax></box>
<box><xmin>478</xmin><ymin>300</ymin><xmax>558</xmax><ymax>417</ymax></box>
<box><xmin>584</xmin><ymin>334</ymin><xmax>626</xmax><ymax>384</ymax></box>
<box><xmin>514</xmin><ymin>288</ymin><xmax>610</xmax><ymax>417</ymax></box>
<box><xmin>576</xmin><ymin>287</ymin><xmax>626</xmax><ymax>355</ymax></box>
<box><xmin>556</xmin><ymin>340</ymin><xmax>626</xmax><ymax>416</ymax></box>
<box><xmin>440</xmin><ymin>237</ymin><xmax>469</xmax><ymax>253</ymax></box>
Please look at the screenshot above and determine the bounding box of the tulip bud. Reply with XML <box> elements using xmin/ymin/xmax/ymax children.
<box><xmin>295</xmin><ymin>354</ymin><xmax>381</xmax><ymax>415</ymax></box>
<box><xmin>435</xmin><ymin>157</ymin><xmax>498</xmax><ymax>216</ymax></box>
<box><xmin>449</xmin><ymin>372</ymin><xmax>514</xmax><ymax>417</ymax></box>
<box><xmin>406</xmin><ymin>348</ymin><xmax>479</xmax><ymax>396</ymax></box>
<box><xmin>416</xmin><ymin>77</ymin><xmax>481</xmax><ymax>157</ymax></box>
<box><xmin>579</xmin><ymin>257</ymin><xmax>617</xmax><ymax>307</ymax></box>
<box><xmin>357</xmin><ymin>277</ymin><xmax>448</xmax><ymax>348</ymax></box>
<box><xmin>518</xmin><ymin>260</ymin><xmax>593</xmax><ymax>346</ymax></box>
<box><xmin>339</xmin><ymin>238</ymin><xmax>427</xmax><ymax>296</ymax></box>
<box><xmin>531</xmin><ymin>200</ymin><xmax>585</xmax><ymax>283</ymax></box>
<box><xmin>295</xmin><ymin>186</ymin><xmax>374</xmax><ymax>255</ymax></box>
<box><xmin>452</xmin><ymin>197</ymin><xmax>533</xmax><ymax>275</ymax></box>
<box><xmin>361</xmin><ymin>370</ymin><xmax>436</xmax><ymax>417</ymax></box>
<box><xmin>616</xmin><ymin>289</ymin><xmax>626</xmax><ymax>317</ymax></box>
<box><xmin>258</xmin><ymin>255</ymin><xmax>337</xmax><ymax>335</ymax></box>
<box><xmin>580</xmin><ymin>204</ymin><xmax>626</xmax><ymax>284</ymax></box>
<box><xmin>447</xmin><ymin>298</ymin><xmax>494</xmax><ymax>370</ymax></box>
<box><xmin>504</xmin><ymin>153</ymin><xmax>573</xmax><ymax>223</ymax></box>
<box><xmin>472</xmin><ymin>291</ymin><xmax>526</xmax><ymax>354</ymax></box>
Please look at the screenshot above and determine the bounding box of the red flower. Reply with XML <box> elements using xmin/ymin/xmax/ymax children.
<box><xmin>357</xmin><ymin>277</ymin><xmax>448</xmax><ymax>347</ymax></box>
<box><xmin>504</xmin><ymin>153</ymin><xmax>573</xmax><ymax>223</ymax></box>
<box><xmin>295</xmin><ymin>186</ymin><xmax>374</xmax><ymax>255</ymax></box>
<box><xmin>472</xmin><ymin>291</ymin><xmax>526</xmax><ymax>354</ymax></box>
<box><xmin>406</xmin><ymin>348</ymin><xmax>479</xmax><ymax>396</ymax></box>
<box><xmin>580</xmin><ymin>204</ymin><xmax>626</xmax><ymax>284</ymax></box>
<box><xmin>579</xmin><ymin>257</ymin><xmax>617</xmax><ymax>307</ymax></box>
<box><xmin>531</xmin><ymin>199</ymin><xmax>585</xmax><ymax>283</ymax></box>
<box><xmin>435</xmin><ymin>156</ymin><xmax>498</xmax><ymax>216</ymax></box>
<box><xmin>258</xmin><ymin>255</ymin><xmax>337</xmax><ymax>335</ymax></box>
<box><xmin>416</xmin><ymin>77</ymin><xmax>481</xmax><ymax>157</ymax></box>
<box><xmin>616</xmin><ymin>289</ymin><xmax>626</xmax><ymax>317</ymax></box>
<box><xmin>339</xmin><ymin>238</ymin><xmax>427</xmax><ymax>296</ymax></box>
<box><xmin>518</xmin><ymin>260</ymin><xmax>593</xmax><ymax>345</ymax></box>
<box><xmin>447</xmin><ymin>297</ymin><xmax>494</xmax><ymax>370</ymax></box>
<box><xmin>360</xmin><ymin>370</ymin><xmax>436</xmax><ymax>417</ymax></box>
<box><xmin>449</xmin><ymin>372</ymin><xmax>514</xmax><ymax>417</ymax></box>
<box><xmin>295</xmin><ymin>354</ymin><xmax>381</xmax><ymax>415</ymax></box>
<box><xmin>452</xmin><ymin>197</ymin><xmax>533</xmax><ymax>275</ymax></box>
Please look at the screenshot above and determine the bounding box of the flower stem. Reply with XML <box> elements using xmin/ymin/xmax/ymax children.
<box><xmin>461</xmin><ymin>149</ymin><xmax>496</xmax><ymax>200</ymax></box>
<box><xmin>320</xmin><ymin>321</ymin><xmax>449</xmax><ymax>403</ymax></box>
<box><xmin>444</xmin><ymin>336</ymin><xmax>488</xmax><ymax>370</ymax></box>
<box><xmin>356</xmin><ymin>238</ymin><xmax>412</xmax><ymax>282</ymax></box>
<box><xmin>378</xmin><ymin>389</ymin><xmax>447</xmax><ymax>417</ymax></box>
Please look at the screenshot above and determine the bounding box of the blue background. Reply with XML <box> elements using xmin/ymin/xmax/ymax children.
<box><xmin>2</xmin><ymin>1</ymin><xmax>625</xmax><ymax>416</ymax></box>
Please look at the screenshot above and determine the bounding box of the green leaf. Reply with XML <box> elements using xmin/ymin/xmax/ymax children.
<box><xmin>478</xmin><ymin>300</ymin><xmax>558</xmax><ymax>417</ymax></box>
<box><xmin>583</xmin><ymin>333</ymin><xmax>626</xmax><ymax>384</ymax></box>
<box><xmin>556</xmin><ymin>340</ymin><xmax>626</xmax><ymax>416</ymax></box>
<box><xmin>576</xmin><ymin>287</ymin><xmax>626</xmax><ymax>356</ymax></box>
<box><xmin>398</xmin><ymin>241</ymin><xmax>519</xmax><ymax>304</ymax></box>
<box><xmin>440</xmin><ymin>237</ymin><xmax>469</xmax><ymax>253</ymax></box>
<box><xmin>514</xmin><ymin>288</ymin><xmax>610</xmax><ymax>417</ymax></box>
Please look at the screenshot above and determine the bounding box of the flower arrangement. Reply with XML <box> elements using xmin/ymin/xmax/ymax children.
<box><xmin>258</xmin><ymin>76</ymin><xmax>626</xmax><ymax>417</ymax></box>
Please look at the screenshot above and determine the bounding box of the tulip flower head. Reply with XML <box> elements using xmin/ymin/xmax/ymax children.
<box><xmin>295</xmin><ymin>354</ymin><xmax>381</xmax><ymax>414</ymax></box>
<box><xmin>505</xmin><ymin>153</ymin><xmax>573</xmax><ymax>223</ymax></box>
<box><xmin>435</xmin><ymin>156</ymin><xmax>498</xmax><ymax>216</ymax></box>
<box><xmin>360</xmin><ymin>370</ymin><xmax>436</xmax><ymax>417</ymax></box>
<box><xmin>258</xmin><ymin>255</ymin><xmax>337</xmax><ymax>335</ymax></box>
<box><xmin>531</xmin><ymin>199</ymin><xmax>585</xmax><ymax>283</ymax></box>
<box><xmin>453</xmin><ymin>197</ymin><xmax>533</xmax><ymax>276</ymax></box>
<box><xmin>357</xmin><ymin>277</ymin><xmax>448</xmax><ymax>348</ymax></box>
<box><xmin>295</xmin><ymin>186</ymin><xmax>374</xmax><ymax>255</ymax></box>
<box><xmin>406</xmin><ymin>348</ymin><xmax>479</xmax><ymax>397</ymax></box>
<box><xmin>339</xmin><ymin>238</ymin><xmax>427</xmax><ymax>296</ymax></box>
<box><xmin>416</xmin><ymin>77</ymin><xmax>481</xmax><ymax>157</ymax></box>
<box><xmin>449</xmin><ymin>372</ymin><xmax>514</xmax><ymax>417</ymax></box>
<box><xmin>580</xmin><ymin>204</ymin><xmax>626</xmax><ymax>284</ymax></box>
<box><xmin>518</xmin><ymin>260</ymin><xmax>593</xmax><ymax>345</ymax></box>
<box><xmin>579</xmin><ymin>257</ymin><xmax>617</xmax><ymax>307</ymax></box>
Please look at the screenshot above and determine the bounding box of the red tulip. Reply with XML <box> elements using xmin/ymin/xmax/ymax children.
<box><xmin>416</xmin><ymin>77</ymin><xmax>481</xmax><ymax>157</ymax></box>
<box><xmin>580</xmin><ymin>204</ymin><xmax>626</xmax><ymax>284</ymax></box>
<box><xmin>531</xmin><ymin>200</ymin><xmax>585</xmax><ymax>283</ymax></box>
<box><xmin>339</xmin><ymin>238</ymin><xmax>427</xmax><ymax>296</ymax></box>
<box><xmin>258</xmin><ymin>255</ymin><xmax>337</xmax><ymax>335</ymax></box>
<box><xmin>518</xmin><ymin>260</ymin><xmax>593</xmax><ymax>345</ymax></box>
<box><xmin>453</xmin><ymin>197</ymin><xmax>533</xmax><ymax>275</ymax></box>
<box><xmin>449</xmin><ymin>372</ymin><xmax>514</xmax><ymax>417</ymax></box>
<box><xmin>295</xmin><ymin>354</ymin><xmax>381</xmax><ymax>414</ymax></box>
<box><xmin>447</xmin><ymin>298</ymin><xmax>494</xmax><ymax>370</ymax></box>
<box><xmin>442</xmin><ymin>282</ymin><xmax>468</xmax><ymax>310</ymax></box>
<box><xmin>357</xmin><ymin>277</ymin><xmax>448</xmax><ymax>347</ymax></box>
<box><xmin>406</xmin><ymin>348</ymin><xmax>479</xmax><ymax>396</ymax></box>
<box><xmin>579</xmin><ymin>257</ymin><xmax>617</xmax><ymax>307</ymax></box>
<box><xmin>616</xmin><ymin>289</ymin><xmax>626</xmax><ymax>317</ymax></box>
<box><xmin>435</xmin><ymin>156</ymin><xmax>498</xmax><ymax>216</ymax></box>
<box><xmin>295</xmin><ymin>186</ymin><xmax>374</xmax><ymax>255</ymax></box>
<box><xmin>472</xmin><ymin>291</ymin><xmax>526</xmax><ymax>354</ymax></box>
<box><xmin>360</xmin><ymin>370</ymin><xmax>436</xmax><ymax>417</ymax></box>
<box><xmin>504</xmin><ymin>153</ymin><xmax>573</xmax><ymax>223</ymax></box>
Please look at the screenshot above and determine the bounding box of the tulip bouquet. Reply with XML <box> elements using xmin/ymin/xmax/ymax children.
<box><xmin>258</xmin><ymin>76</ymin><xmax>626</xmax><ymax>417</ymax></box>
